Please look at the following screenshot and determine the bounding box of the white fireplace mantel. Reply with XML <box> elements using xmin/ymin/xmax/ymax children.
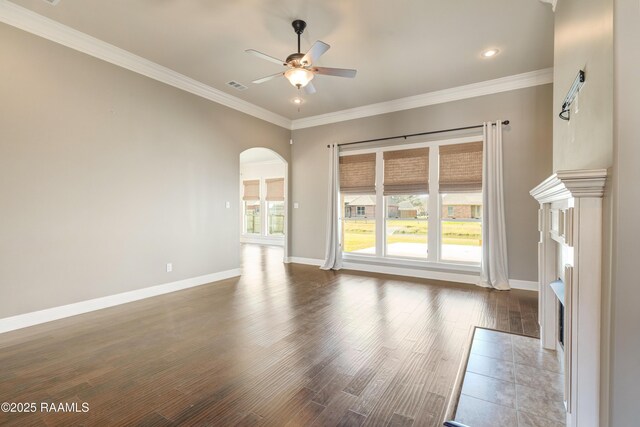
<box><xmin>530</xmin><ymin>169</ymin><xmax>607</xmax><ymax>202</ymax></box>
<box><xmin>530</xmin><ymin>168</ymin><xmax>607</xmax><ymax>427</ymax></box>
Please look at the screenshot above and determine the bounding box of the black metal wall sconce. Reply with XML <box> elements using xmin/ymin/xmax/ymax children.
<box><xmin>559</xmin><ymin>70</ymin><xmax>585</xmax><ymax>121</ymax></box>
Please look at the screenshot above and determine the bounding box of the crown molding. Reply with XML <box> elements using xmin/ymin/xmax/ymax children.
<box><xmin>1</xmin><ymin>0</ymin><xmax>554</xmax><ymax>133</ymax></box>
<box><xmin>0</xmin><ymin>0</ymin><xmax>292</xmax><ymax>129</ymax></box>
<box><xmin>530</xmin><ymin>169</ymin><xmax>608</xmax><ymax>204</ymax></box>
<box><xmin>291</xmin><ymin>68</ymin><xmax>553</xmax><ymax>130</ymax></box>
<box><xmin>539</xmin><ymin>0</ymin><xmax>558</xmax><ymax>12</ymax></box>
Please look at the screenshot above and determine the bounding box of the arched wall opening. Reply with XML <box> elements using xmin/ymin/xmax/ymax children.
<box><xmin>239</xmin><ymin>147</ymin><xmax>289</xmax><ymax>262</ymax></box>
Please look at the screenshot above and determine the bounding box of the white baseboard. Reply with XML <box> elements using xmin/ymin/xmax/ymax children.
<box><xmin>287</xmin><ymin>256</ymin><xmax>324</xmax><ymax>266</ymax></box>
<box><xmin>509</xmin><ymin>279</ymin><xmax>539</xmax><ymax>292</ymax></box>
<box><xmin>288</xmin><ymin>257</ymin><xmax>537</xmax><ymax>291</ymax></box>
<box><xmin>240</xmin><ymin>235</ymin><xmax>284</xmax><ymax>246</ymax></box>
<box><xmin>0</xmin><ymin>268</ymin><xmax>241</xmax><ymax>334</ymax></box>
<box><xmin>342</xmin><ymin>261</ymin><xmax>480</xmax><ymax>285</ymax></box>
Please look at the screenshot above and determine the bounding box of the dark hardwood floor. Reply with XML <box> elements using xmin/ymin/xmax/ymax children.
<box><xmin>0</xmin><ymin>244</ymin><xmax>538</xmax><ymax>426</ymax></box>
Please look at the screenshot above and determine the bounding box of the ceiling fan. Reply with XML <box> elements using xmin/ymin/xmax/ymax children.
<box><xmin>246</xmin><ymin>20</ymin><xmax>357</xmax><ymax>94</ymax></box>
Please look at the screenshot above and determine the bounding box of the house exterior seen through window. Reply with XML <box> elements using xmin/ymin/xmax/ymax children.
<box><xmin>342</xmin><ymin>194</ymin><xmax>376</xmax><ymax>253</ymax></box>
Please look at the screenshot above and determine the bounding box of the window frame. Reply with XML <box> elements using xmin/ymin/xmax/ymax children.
<box><xmin>339</xmin><ymin>135</ymin><xmax>482</xmax><ymax>270</ymax></box>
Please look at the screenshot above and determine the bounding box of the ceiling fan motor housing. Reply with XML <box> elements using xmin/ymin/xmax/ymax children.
<box><xmin>286</xmin><ymin>52</ymin><xmax>305</xmax><ymax>66</ymax></box>
<box><xmin>292</xmin><ymin>20</ymin><xmax>307</xmax><ymax>35</ymax></box>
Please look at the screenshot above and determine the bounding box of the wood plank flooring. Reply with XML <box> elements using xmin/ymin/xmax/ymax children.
<box><xmin>0</xmin><ymin>244</ymin><xmax>538</xmax><ymax>426</ymax></box>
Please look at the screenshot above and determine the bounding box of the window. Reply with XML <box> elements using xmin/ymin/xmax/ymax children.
<box><xmin>242</xmin><ymin>179</ymin><xmax>260</xmax><ymax>234</ymax></box>
<box><xmin>242</xmin><ymin>177</ymin><xmax>285</xmax><ymax>237</ymax></box>
<box><xmin>266</xmin><ymin>178</ymin><xmax>285</xmax><ymax>236</ymax></box>
<box><xmin>382</xmin><ymin>147</ymin><xmax>430</xmax><ymax>259</ymax></box>
<box><xmin>385</xmin><ymin>195</ymin><xmax>428</xmax><ymax>258</ymax></box>
<box><xmin>439</xmin><ymin>141</ymin><xmax>483</xmax><ymax>264</ymax></box>
<box><xmin>339</xmin><ymin>137</ymin><xmax>483</xmax><ymax>267</ymax></box>
<box><xmin>339</xmin><ymin>154</ymin><xmax>376</xmax><ymax>254</ymax></box>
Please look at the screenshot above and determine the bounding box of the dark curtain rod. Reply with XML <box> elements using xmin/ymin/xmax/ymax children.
<box><xmin>327</xmin><ymin>120</ymin><xmax>510</xmax><ymax>148</ymax></box>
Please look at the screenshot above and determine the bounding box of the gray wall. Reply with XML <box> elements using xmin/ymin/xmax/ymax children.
<box><xmin>610</xmin><ymin>0</ymin><xmax>640</xmax><ymax>424</ymax></box>
<box><xmin>552</xmin><ymin>0</ymin><xmax>616</xmax><ymax>424</ymax></box>
<box><xmin>291</xmin><ymin>85</ymin><xmax>553</xmax><ymax>282</ymax></box>
<box><xmin>552</xmin><ymin>0</ymin><xmax>613</xmax><ymax>171</ymax></box>
<box><xmin>0</xmin><ymin>24</ymin><xmax>290</xmax><ymax>318</ymax></box>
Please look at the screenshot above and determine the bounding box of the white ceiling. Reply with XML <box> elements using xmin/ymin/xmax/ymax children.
<box><xmin>10</xmin><ymin>0</ymin><xmax>554</xmax><ymax>120</ymax></box>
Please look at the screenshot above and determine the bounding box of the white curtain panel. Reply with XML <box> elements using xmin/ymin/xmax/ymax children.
<box><xmin>321</xmin><ymin>144</ymin><xmax>343</xmax><ymax>270</ymax></box>
<box><xmin>479</xmin><ymin>121</ymin><xmax>510</xmax><ymax>290</ymax></box>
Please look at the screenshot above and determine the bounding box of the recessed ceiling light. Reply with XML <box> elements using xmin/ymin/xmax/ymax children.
<box><xmin>482</xmin><ymin>49</ymin><xmax>500</xmax><ymax>58</ymax></box>
<box><xmin>292</xmin><ymin>97</ymin><xmax>303</xmax><ymax>105</ymax></box>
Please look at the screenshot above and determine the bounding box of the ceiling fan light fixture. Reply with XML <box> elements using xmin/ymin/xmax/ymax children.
<box><xmin>285</xmin><ymin>68</ymin><xmax>314</xmax><ymax>88</ymax></box>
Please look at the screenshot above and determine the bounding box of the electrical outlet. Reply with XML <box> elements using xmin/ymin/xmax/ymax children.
<box><xmin>225</xmin><ymin>201</ymin><xmax>230</xmax><ymax>208</ymax></box>
<box><xmin>294</xmin><ymin>202</ymin><xmax>299</xmax><ymax>209</ymax></box>
<box><xmin>166</xmin><ymin>263</ymin><xmax>173</xmax><ymax>273</ymax></box>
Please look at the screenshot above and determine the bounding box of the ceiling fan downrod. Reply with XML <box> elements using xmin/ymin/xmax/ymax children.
<box><xmin>292</xmin><ymin>20</ymin><xmax>306</xmax><ymax>54</ymax></box>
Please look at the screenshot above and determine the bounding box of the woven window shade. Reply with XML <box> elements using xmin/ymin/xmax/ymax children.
<box><xmin>265</xmin><ymin>178</ymin><xmax>285</xmax><ymax>201</ymax></box>
<box><xmin>242</xmin><ymin>179</ymin><xmax>260</xmax><ymax>201</ymax></box>
<box><xmin>340</xmin><ymin>154</ymin><xmax>376</xmax><ymax>194</ymax></box>
<box><xmin>383</xmin><ymin>148</ymin><xmax>429</xmax><ymax>195</ymax></box>
<box><xmin>439</xmin><ymin>141</ymin><xmax>483</xmax><ymax>192</ymax></box>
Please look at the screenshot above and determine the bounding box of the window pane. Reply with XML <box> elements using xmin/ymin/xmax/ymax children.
<box><xmin>244</xmin><ymin>200</ymin><xmax>261</xmax><ymax>234</ymax></box>
<box><xmin>441</xmin><ymin>193</ymin><xmax>482</xmax><ymax>263</ymax></box>
<box><xmin>385</xmin><ymin>195</ymin><xmax>428</xmax><ymax>259</ymax></box>
<box><xmin>342</xmin><ymin>194</ymin><xmax>376</xmax><ymax>254</ymax></box>
<box><xmin>268</xmin><ymin>201</ymin><xmax>285</xmax><ymax>235</ymax></box>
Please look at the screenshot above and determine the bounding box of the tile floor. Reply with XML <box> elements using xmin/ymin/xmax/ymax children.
<box><xmin>454</xmin><ymin>328</ymin><xmax>566</xmax><ymax>427</ymax></box>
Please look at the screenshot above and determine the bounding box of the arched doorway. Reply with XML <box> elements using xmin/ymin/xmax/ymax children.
<box><xmin>239</xmin><ymin>148</ymin><xmax>288</xmax><ymax>262</ymax></box>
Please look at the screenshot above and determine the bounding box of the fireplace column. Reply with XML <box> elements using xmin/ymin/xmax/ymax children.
<box><xmin>530</xmin><ymin>169</ymin><xmax>607</xmax><ymax>427</ymax></box>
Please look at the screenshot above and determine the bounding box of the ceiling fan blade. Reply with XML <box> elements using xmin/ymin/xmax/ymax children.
<box><xmin>252</xmin><ymin>72</ymin><xmax>284</xmax><ymax>84</ymax></box>
<box><xmin>301</xmin><ymin>41</ymin><xmax>330</xmax><ymax>65</ymax></box>
<box><xmin>304</xmin><ymin>81</ymin><xmax>316</xmax><ymax>94</ymax></box>
<box><xmin>313</xmin><ymin>67</ymin><xmax>357</xmax><ymax>78</ymax></box>
<box><xmin>245</xmin><ymin>49</ymin><xmax>286</xmax><ymax>66</ymax></box>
